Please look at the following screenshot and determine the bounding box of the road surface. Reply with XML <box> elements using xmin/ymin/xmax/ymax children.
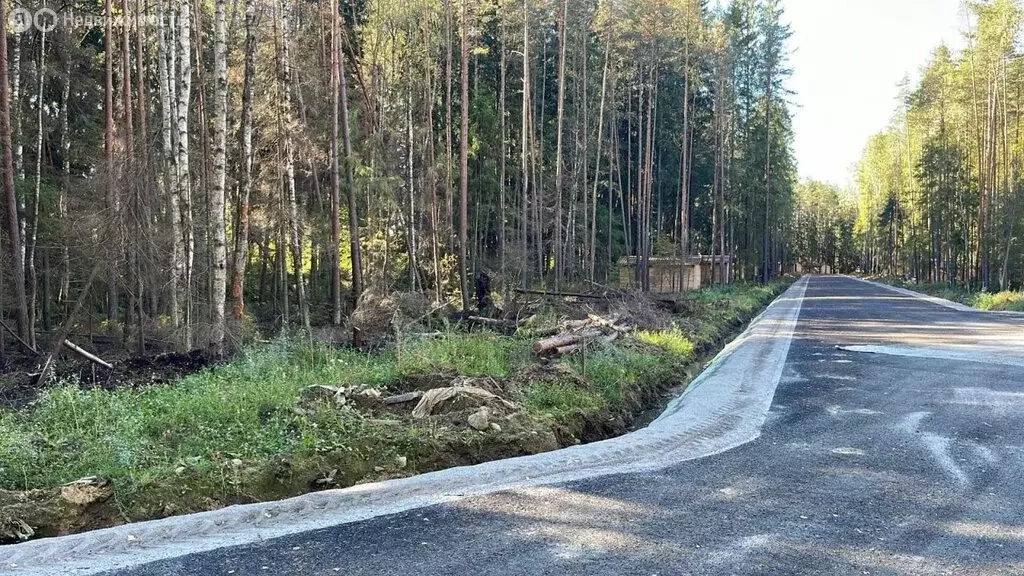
<box><xmin>10</xmin><ymin>276</ymin><xmax>1024</xmax><ymax>575</ymax></box>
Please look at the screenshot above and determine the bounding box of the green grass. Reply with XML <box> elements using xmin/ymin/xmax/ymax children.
<box><xmin>521</xmin><ymin>344</ymin><xmax>677</xmax><ymax>422</ymax></box>
<box><xmin>0</xmin><ymin>281</ymin><xmax>788</xmax><ymax>532</ymax></box>
<box><xmin>521</xmin><ymin>281</ymin><xmax>788</xmax><ymax>424</ymax></box>
<box><xmin>396</xmin><ymin>331</ymin><xmax>530</xmax><ymax>377</ymax></box>
<box><xmin>971</xmin><ymin>291</ymin><xmax>1024</xmax><ymax>311</ymax></box>
<box><xmin>0</xmin><ymin>333</ymin><xmax>521</xmax><ymax>495</ymax></box>
<box><xmin>636</xmin><ymin>328</ymin><xmax>695</xmax><ymax>358</ymax></box>
<box><xmin>522</xmin><ymin>380</ymin><xmax>607</xmax><ymax>421</ymax></box>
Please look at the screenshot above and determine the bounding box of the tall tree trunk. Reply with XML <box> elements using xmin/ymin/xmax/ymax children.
<box><xmin>589</xmin><ymin>24</ymin><xmax>611</xmax><ymax>282</ymax></box>
<box><xmin>157</xmin><ymin>0</ymin><xmax>182</xmax><ymax>336</ymax></box>
<box><xmin>59</xmin><ymin>50</ymin><xmax>71</xmax><ymax>311</ymax></box>
<box><xmin>678</xmin><ymin>3</ymin><xmax>692</xmax><ymax>285</ymax></box>
<box><xmin>458</xmin><ymin>0</ymin><xmax>471</xmax><ymax>311</ymax></box>
<box><xmin>13</xmin><ymin>34</ymin><xmax>23</xmax><ymax>183</ymax></box>
<box><xmin>232</xmin><ymin>0</ymin><xmax>257</xmax><ymax>321</ymax></box>
<box><xmin>105</xmin><ymin>0</ymin><xmax>119</xmax><ymax>326</ymax></box>
<box><xmin>520</xmin><ymin>0</ymin><xmax>531</xmax><ymax>286</ymax></box>
<box><xmin>279</xmin><ymin>0</ymin><xmax>310</xmax><ymax>331</ymax></box>
<box><xmin>329</xmin><ymin>0</ymin><xmax>343</xmax><ymax>324</ymax></box>
<box><xmin>498</xmin><ymin>1</ymin><xmax>507</xmax><ymax>280</ymax></box>
<box><xmin>762</xmin><ymin>64</ymin><xmax>773</xmax><ymax>283</ymax></box>
<box><xmin>176</xmin><ymin>0</ymin><xmax>195</xmax><ymax>350</ymax></box>
<box><xmin>340</xmin><ymin>22</ymin><xmax>363</xmax><ymax>304</ymax></box>
<box><xmin>209</xmin><ymin>0</ymin><xmax>229</xmax><ymax>353</ymax></box>
<box><xmin>444</xmin><ymin>0</ymin><xmax>455</xmax><ymax>258</ymax></box>
<box><xmin>120</xmin><ymin>0</ymin><xmax>137</xmax><ymax>346</ymax></box>
<box><xmin>552</xmin><ymin>0</ymin><xmax>567</xmax><ymax>290</ymax></box>
<box><xmin>27</xmin><ymin>30</ymin><xmax>48</xmax><ymax>349</ymax></box>
<box><xmin>0</xmin><ymin>1</ymin><xmax>30</xmax><ymax>342</ymax></box>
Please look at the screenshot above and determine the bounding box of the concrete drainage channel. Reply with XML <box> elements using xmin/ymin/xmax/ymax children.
<box><xmin>1</xmin><ymin>276</ymin><xmax>810</xmax><ymax>576</ymax></box>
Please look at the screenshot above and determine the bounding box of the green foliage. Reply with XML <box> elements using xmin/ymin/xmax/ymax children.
<box><xmin>0</xmin><ymin>281</ymin><xmax>785</xmax><ymax>529</ymax></box>
<box><xmin>793</xmin><ymin>180</ymin><xmax>859</xmax><ymax>273</ymax></box>
<box><xmin>636</xmin><ymin>329</ymin><xmax>695</xmax><ymax>359</ymax></box>
<box><xmin>522</xmin><ymin>382</ymin><xmax>607</xmax><ymax>422</ymax></box>
<box><xmin>397</xmin><ymin>332</ymin><xmax>530</xmax><ymax>377</ymax></box>
<box><xmin>973</xmin><ymin>291</ymin><xmax>1024</xmax><ymax>312</ymax></box>
<box><xmin>854</xmin><ymin>0</ymin><xmax>1024</xmax><ymax>286</ymax></box>
<box><xmin>0</xmin><ymin>340</ymin><xmax>399</xmax><ymax>491</ymax></box>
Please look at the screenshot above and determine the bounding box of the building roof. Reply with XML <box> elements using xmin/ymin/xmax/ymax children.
<box><xmin>618</xmin><ymin>255</ymin><xmax>732</xmax><ymax>266</ymax></box>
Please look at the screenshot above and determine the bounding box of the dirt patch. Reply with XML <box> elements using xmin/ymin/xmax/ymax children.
<box><xmin>0</xmin><ymin>349</ymin><xmax>218</xmax><ymax>409</ymax></box>
<box><xmin>0</xmin><ymin>478</ymin><xmax>121</xmax><ymax>543</ymax></box>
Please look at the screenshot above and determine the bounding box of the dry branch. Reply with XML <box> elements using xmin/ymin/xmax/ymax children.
<box><xmin>61</xmin><ymin>340</ymin><xmax>113</xmax><ymax>370</ymax></box>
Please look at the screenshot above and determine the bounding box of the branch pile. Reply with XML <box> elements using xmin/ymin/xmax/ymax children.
<box><xmin>531</xmin><ymin>314</ymin><xmax>631</xmax><ymax>357</ymax></box>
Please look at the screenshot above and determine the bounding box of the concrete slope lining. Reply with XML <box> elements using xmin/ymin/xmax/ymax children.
<box><xmin>0</xmin><ymin>276</ymin><xmax>810</xmax><ymax>576</ymax></box>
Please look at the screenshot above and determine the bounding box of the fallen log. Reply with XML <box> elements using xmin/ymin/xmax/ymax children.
<box><xmin>62</xmin><ymin>340</ymin><xmax>113</xmax><ymax>370</ymax></box>
<box><xmin>513</xmin><ymin>288</ymin><xmax>676</xmax><ymax>306</ymax></box>
<box><xmin>554</xmin><ymin>343</ymin><xmax>583</xmax><ymax>355</ymax></box>
<box><xmin>464</xmin><ymin>316</ymin><xmax>523</xmax><ymax>331</ymax></box>
<box><xmin>587</xmin><ymin>313</ymin><xmax>630</xmax><ymax>333</ymax></box>
<box><xmin>532</xmin><ymin>328</ymin><xmax>605</xmax><ymax>356</ymax></box>
<box><xmin>0</xmin><ymin>318</ymin><xmax>37</xmax><ymax>354</ymax></box>
<box><xmin>532</xmin><ymin>333</ymin><xmax>583</xmax><ymax>356</ymax></box>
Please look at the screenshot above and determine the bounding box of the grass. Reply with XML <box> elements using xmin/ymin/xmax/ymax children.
<box><xmin>636</xmin><ymin>329</ymin><xmax>695</xmax><ymax>358</ymax></box>
<box><xmin>0</xmin><ymin>334</ymin><xmax>524</xmax><ymax>496</ymax></box>
<box><xmin>0</xmin><ymin>280</ymin><xmax>789</xmax><ymax>536</ymax></box>
<box><xmin>396</xmin><ymin>331</ymin><xmax>530</xmax><ymax>377</ymax></box>
<box><xmin>520</xmin><ymin>281</ymin><xmax>789</xmax><ymax>424</ymax></box>
<box><xmin>972</xmin><ymin>291</ymin><xmax>1024</xmax><ymax>311</ymax></box>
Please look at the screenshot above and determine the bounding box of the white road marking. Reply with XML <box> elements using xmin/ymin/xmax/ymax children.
<box><xmin>897</xmin><ymin>412</ymin><xmax>969</xmax><ymax>488</ymax></box>
<box><xmin>831</xmin><ymin>447</ymin><xmax>867</xmax><ymax>456</ymax></box>
<box><xmin>838</xmin><ymin>344</ymin><xmax>1024</xmax><ymax>368</ymax></box>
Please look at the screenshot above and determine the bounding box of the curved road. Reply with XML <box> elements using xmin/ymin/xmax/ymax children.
<box><xmin>14</xmin><ymin>276</ymin><xmax>1024</xmax><ymax>574</ymax></box>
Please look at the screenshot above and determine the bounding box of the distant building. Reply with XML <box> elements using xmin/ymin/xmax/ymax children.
<box><xmin>617</xmin><ymin>255</ymin><xmax>732</xmax><ymax>292</ymax></box>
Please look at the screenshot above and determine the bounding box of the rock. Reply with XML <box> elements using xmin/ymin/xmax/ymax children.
<box><xmin>59</xmin><ymin>477</ymin><xmax>113</xmax><ymax>507</ymax></box>
<box><xmin>468</xmin><ymin>409</ymin><xmax>491</xmax><ymax>431</ymax></box>
<box><xmin>489</xmin><ymin>422</ymin><xmax>502</xmax><ymax>432</ymax></box>
<box><xmin>383</xmin><ymin>391</ymin><xmax>424</xmax><ymax>405</ymax></box>
<box><xmin>394</xmin><ymin>455</ymin><xmax>408</xmax><ymax>469</ymax></box>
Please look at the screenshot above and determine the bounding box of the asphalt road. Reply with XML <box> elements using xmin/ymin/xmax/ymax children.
<box><xmin>96</xmin><ymin>276</ymin><xmax>1024</xmax><ymax>574</ymax></box>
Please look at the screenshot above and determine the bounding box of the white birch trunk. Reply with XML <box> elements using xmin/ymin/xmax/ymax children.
<box><xmin>210</xmin><ymin>0</ymin><xmax>229</xmax><ymax>353</ymax></box>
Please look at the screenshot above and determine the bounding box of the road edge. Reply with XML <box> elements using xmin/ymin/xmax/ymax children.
<box><xmin>1</xmin><ymin>277</ymin><xmax>810</xmax><ymax>576</ymax></box>
<box><xmin>847</xmin><ymin>276</ymin><xmax>977</xmax><ymax>312</ymax></box>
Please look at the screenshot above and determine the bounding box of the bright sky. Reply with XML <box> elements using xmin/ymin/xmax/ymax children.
<box><xmin>786</xmin><ymin>0</ymin><xmax>967</xmax><ymax>186</ymax></box>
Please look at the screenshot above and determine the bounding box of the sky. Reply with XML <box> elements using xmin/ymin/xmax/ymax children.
<box><xmin>786</xmin><ymin>0</ymin><xmax>967</xmax><ymax>187</ymax></box>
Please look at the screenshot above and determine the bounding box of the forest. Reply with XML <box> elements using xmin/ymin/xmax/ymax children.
<box><xmin>0</xmin><ymin>0</ymin><xmax>800</xmax><ymax>358</ymax></box>
<box><xmin>853</xmin><ymin>0</ymin><xmax>1024</xmax><ymax>291</ymax></box>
